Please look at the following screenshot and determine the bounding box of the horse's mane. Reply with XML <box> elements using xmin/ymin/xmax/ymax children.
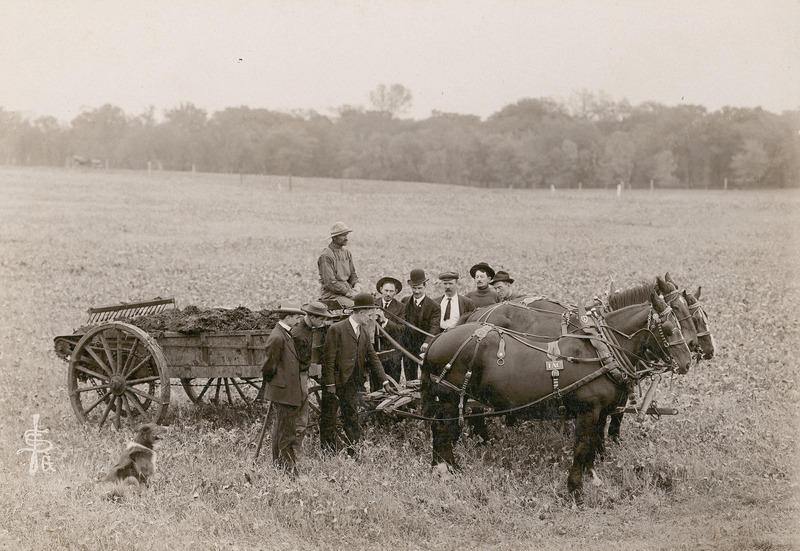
<box><xmin>607</xmin><ymin>280</ymin><xmax>654</xmax><ymax>311</ymax></box>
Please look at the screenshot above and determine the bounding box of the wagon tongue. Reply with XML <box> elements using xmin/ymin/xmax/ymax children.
<box><xmin>85</xmin><ymin>298</ymin><xmax>176</xmax><ymax>325</ymax></box>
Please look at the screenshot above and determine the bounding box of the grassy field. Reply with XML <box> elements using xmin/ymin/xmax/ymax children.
<box><xmin>0</xmin><ymin>166</ymin><xmax>798</xmax><ymax>550</ymax></box>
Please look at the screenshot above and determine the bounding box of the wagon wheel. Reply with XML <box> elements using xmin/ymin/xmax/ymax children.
<box><xmin>180</xmin><ymin>377</ymin><xmax>265</xmax><ymax>405</ymax></box>
<box><xmin>67</xmin><ymin>322</ymin><xmax>170</xmax><ymax>429</ymax></box>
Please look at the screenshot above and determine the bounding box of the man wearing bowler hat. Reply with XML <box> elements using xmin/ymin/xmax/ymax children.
<box><xmin>318</xmin><ymin>222</ymin><xmax>360</xmax><ymax>302</ymax></box>
<box><xmin>372</xmin><ymin>276</ymin><xmax>405</xmax><ymax>387</ymax></box>
<box><xmin>262</xmin><ymin>303</ymin><xmax>305</xmax><ymax>475</ymax></box>
<box><xmin>402</xmin><ymin>269</ymin><xmax>441</xmax><ymax>380</ymax></box>
<box><xmin>466</xmin><ymin>262</ymin><xmax>500</xmax><ymax>308</ymax></box>
<box><xmin>320</xmin><ymin>292</ymin><xmax>391</xmax><ymax>455</ymax></box>
<box><xmin>491</xmin><ymin>270</ymin><xmax>519</xmax><ymax>302</ymax></box>
<box><xmin>434</xmin><ymin>271</ymin><xmax>476</xmax><ymax>331</ymax></box>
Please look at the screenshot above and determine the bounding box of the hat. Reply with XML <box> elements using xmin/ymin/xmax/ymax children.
<box><xmin>490</xmin><ymin>271</ymin><xmax>514</xmax><ymax>285</ymax></box>
<box><xmin>351</xmin><ymin>292</ymin><xmax>376</xmax><ymax>309</ymax></box>
<box><xmin>407</xmin><ymin>269</ymin><xmax>428</xmax><ymax>286</ymax></box>
<box><xmin>329</xmin><ymin>222</ymin><xmax>352</xmax><ymax>238</ymax></box>
<box><xmin>470</xmin><ymin>262</ymin><xmax>495</xmax><ymax>279</ymax></box>
<box><xmin>376</xmin><ymin>276</ymin><xmax>402</xmax><ymax>293</ymax></box>
<box><xmin>301</xmin><ymin>301</ymin><xmax>335</xmax><ymax>318</ymax></box>
<box><xmin>275</xmin><ymin>302</ymin><xmax>304</xmax><ymax>315</ymax></box>
<box><xmin>438</xmin><ymin>271</ymin><xmax>459</xmax><ymax>281</ymax></box>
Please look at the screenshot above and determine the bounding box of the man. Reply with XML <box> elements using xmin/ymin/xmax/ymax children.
<box><xmin>466</xmin><ymin>262</ymin><xmax>500</xmax><ymax>307</ymax></box>
<box><xmin>372</xmin><ymin>276</ymin><xmax>406</xmax><ymax>387</ymax></box>
<box><xmin>403</xmin><ymin>269</ymin><xmax>441</xmax><ymax>380</ymax></box>
<box><xmin>290</xmin><ymin>301</ymin><xmax>335</xmax><ymax>451</ymax></box>
<box><xmin>261</xmin><ymin>304</ymin><xmax>305</xmax><ymax>475</ymax></box>
<box><xmin>434</xmin><ymin>271</ymin><xmax>476</xmax><ymax>330</ymax></box>
<box><xmin>318</xmin><ymin>222</ymin><xmax>360</xmax><ymax>302</ymax></box>
<box><xmin>320</xmin><ymin>292</ymin><xmax>392</xmax><ymax>455</ymax></box>
<box><xmin>491</xmin><ymin>270</ymin><xmax>518</xmax><ymax>302</ymax></box>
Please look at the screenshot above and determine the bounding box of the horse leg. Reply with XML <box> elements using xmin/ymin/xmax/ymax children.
<box><xmin>607</xmin><ymin>411</ymin><xmax>623</xmax><ymax>443</ymax></box>
<box><xmin>568</xmin><ymin>407</ymin><xmax>602</xmax><ymax>505</ymax></box>
<box><xmin>468</xmin><ymin>408</ymin><xmax>490</xmax><ymax>442</ymax></box>
<box><xmin>595</xmin><ymin>412</ymin><xmax>608</xmax><ymax>461</ymax></box>
<box><xmin>431</xmin><ymin>398</ymin><xmax>461</xmax><ymax>469</ymax></box>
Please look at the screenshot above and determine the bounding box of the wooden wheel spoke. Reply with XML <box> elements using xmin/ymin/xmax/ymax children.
<box><xmin>223</xmin><ymin>378</ymin><xmax>234</xmax><ymax>403</ymax></box>
<box><xmin>82</xmin><ymin>346</ymin><xmax>113</xmax><ymax>378</ymax></box>
<box><xmin>123</xmin><ymin>353</ymin><xmax>153</xmax><ymax>379</ymax></box>
<box><xmin>73</xmin><ymin>364</ymin><xmax>110</xmax><ymax>382</ymax></box>
<box><xmin>120</xmin><ymin>338</ymin><xmax>140</xmax><ymax>378</ymax></box>
<box><xmin>127</xmin><ymin>386</ymin><xmax>167</xmax><ymax>405</ymax></box>
<box><xmin>126</xmin><ymin>375</ymin><xmax>162</xmax><ymax>385</ymax></box>
<box><xmin>196</xmin><ymin>379</ymin><xmax>215</xmax><ymax>401</ymax></box>
<box><xmin>83</xmin><ymin>390</ymin><xmax>113</xmax><ymax>414</ymax></box>
<box><xmin>98</xmin><ymin>397</ymin><xmax>114</xmax><ymax>427</ymax></box>
<box><xmin>114</xmin><ymin>398</ymin><xmax>122</xmax><ymax>428</ymax></box>
<box><xmin>121</xmin><ymin>394</ymin><xmax>134</xmax><ymax>420</ymax></box>
<box><xmin>126</xmin><ymin>391</ymin><xmax>148</xmax><ymax>416</ymax></box>
<box><xmin>99</xmin><ymin>333</ymin><xmax>118</xmax><ymax>374</ymax></box>
<box><xmin>240</xmin><ymin>378</ymin><xmax>262</xmax><ymax>391</ymax></box>
<box><xmin>214</xmin><ymin>379</ymin><xmax>222</xmax><ymax>402</ymax></box>
<box><xmin>73</xmin><ymin>383</ymin><xmax>111</xmax><ymax>395</ymax></box>
<box><xmin>229</xmin><ymin>379</ymin><xmax>249</xmax><ymax>403</ymax></box>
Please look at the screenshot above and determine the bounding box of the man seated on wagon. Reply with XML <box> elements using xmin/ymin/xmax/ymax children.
<box><xmin>318</xmin><ymin>222</ymin><xmax>360</xmax><ymax>303</ymax></box>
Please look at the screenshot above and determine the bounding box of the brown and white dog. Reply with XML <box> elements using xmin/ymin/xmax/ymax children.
<box><xmin>103</xmin><ymin>423</ymin><xmax>166</xmax><ymax>488</ymax></box>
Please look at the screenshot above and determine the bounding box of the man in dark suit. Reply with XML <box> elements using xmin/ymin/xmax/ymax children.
<box><xmin>321</xmin><ymin>293</ymin><xmax>392</xmax><ymax>455</ymax></box>
<box><xmin>372</xmin><ymin>276</ymin><xmax>406</xmax><ymax>387</ymax></box>
<box><xmin>262</xmin><ymin>304</ymin><xmax>305</xmax><ymax>475</ymax></box>
<box><xmin>403</xmin><ymin>269</ymin><xmax>441</xmax><ymax>380</ymax></box>
<box><xmin>434</xmin><ymin>271</ymin><xmax>476</xmax><ymax>331</ymax></box>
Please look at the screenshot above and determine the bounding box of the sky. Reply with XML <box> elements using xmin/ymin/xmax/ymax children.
<box><xmin>1</xmin><ymin>0</ymin><xmax>798</xmax><ymax>124</ymax></box>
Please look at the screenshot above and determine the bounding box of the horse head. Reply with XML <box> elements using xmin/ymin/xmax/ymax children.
<box><xmin>648</xmin><ymin>290</ymin><xmax>693</xmax><ymax>374</ymax></box>
<box><xmin>657</xmin><ymin>274</ymin><xmax>698</xmax><ymax>354</ymax></box>
<box><xmin>686</xmin><ymin>286</ymin><xmax>715</xmax><ymax>360</ymax></box>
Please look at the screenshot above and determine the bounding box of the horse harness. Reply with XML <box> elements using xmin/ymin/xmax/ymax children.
<box><xmin>429</xmin><ymin>300</ymin><xmax>685</xmax><ymax>425</ymax></box>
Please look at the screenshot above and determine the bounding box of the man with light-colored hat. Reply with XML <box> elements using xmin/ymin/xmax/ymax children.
<box><xmin>320</xmin><ymin>292</ymin><xmax>391</xmax><ymax>456</ymax></box>
<box><xmin>402</xmin><ymin>269</ymin><xmax>441</xmax><ymax>380</ymax></box>
<box><xmin>318</xmin><ymin>222</ymin><xmax>360</xmax><ymax>302</ymax></box>
<box><xmin>434</xmin><ymin>271</ymin><xmax>476</xmax><ymax>331</ymax></box>
<box><xmin>262</xmin><ymin>302</ymin><xmax>305</xmax><ymax>475</ymax></box>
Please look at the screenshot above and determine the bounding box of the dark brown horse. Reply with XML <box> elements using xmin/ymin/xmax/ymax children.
<box><xmin>421</xmin><ymin>288</ymin><xmax>693</xmax><ymax>502</ymax></box>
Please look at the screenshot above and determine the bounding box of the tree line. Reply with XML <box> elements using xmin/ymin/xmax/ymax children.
<box><xmin>1</xmin><ymin>87</ymin><xmax>797</xmax><ymax>188</ymax></box>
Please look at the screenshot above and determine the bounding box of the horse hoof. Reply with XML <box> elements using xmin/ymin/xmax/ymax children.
<box><xmin>433</xmin><ymin>463</ymin><xmax>455</xmax><ymax>480</ymax></box>
<box><xmin>590</xmin><ymin>469</ymin><xmax>604</xmax><ymax>486</ymax></box>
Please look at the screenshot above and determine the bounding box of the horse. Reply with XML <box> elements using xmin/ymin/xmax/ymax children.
<box><xmin>664</xmin><ymin>273</ymin><xmax>715</xmax><ymax>360</ymax></box>
<box><xmin>420</xmin><ymin>287</ymin><xmax>693</xmax><ymax>503</ymax></box>
<box><xmin>461</xmin><ymin>277</ymin><xmax>700</xmax><ymax>441</ymax></box>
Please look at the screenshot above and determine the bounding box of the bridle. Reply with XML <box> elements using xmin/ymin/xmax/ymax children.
<box><xmin>688</xmin><ymin>301</ymin><xmax>711</xmax><ymax>339</ymax></box>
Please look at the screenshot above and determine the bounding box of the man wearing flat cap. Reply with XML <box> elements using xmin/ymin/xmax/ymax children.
<box><xmin>290</xmin><ymin>301</ymin><xmax>335</xmax><ymax>452</ymax></box>
<box><xmin>372</xmin><ymin>276</ymin><xmax>406</xmax><ymax>386</ymax></box>
<box><xmin>262</xmin><ymin>303</ymin><xmax>305</xmax><ymax>475</ymax></box>
<box><xmin>321</xmin><ymin>292</ymin><xmax>391</xmax><ymax>455</ymax></box>
<box><xmin>466</xmin><ymin>262</ymin><xmax>500</xmax><ymax>308</ymax></box>
<box><xmin>402</xmin><ymin>269</ymin><xmax>441</xmax><ymax>379</ymax></box>
<box><xmin>318</xmin><ymin>222</ymin><xmax>360</xmax><ymax>302</ymax></box>
<box><xmin>434</xmin><ymin>271</ymin><xmax>476</xmax><ymax>331</ymax></box>
<box><xmin>491</xmin><ymin>271</ymin><xmax>519</xmax><ymax>302</ymax></box>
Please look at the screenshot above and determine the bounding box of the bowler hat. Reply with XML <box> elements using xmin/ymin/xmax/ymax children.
<box><xmin>470</xmin><ymin>262</ymin><xmax>496</xmax><ymax>280</ymax></box>
<box><xmin>351</xmin><ymin>292</ymin><xmax>376</xmax><ymax>309</ymax></box>
<box><xmin>407</xmin><ymin>269</ymin><xmax>428</xmax><ymax>286</ymax></box>
<box><xmin>329</xmin><ymin>222</ymin><xmax>352</xmax><ymax>238</ymax></box>
<box><xmin>490</xmin><ymin>271</ymin><xmax>514</xmax><ymax>285</ymax></box>
<box><xmin>301</xmin><ymin>301</ymin><xmax>335</xmax><ymax>318</ymax></box>
<box><xmin>438</xmin><ymin>271</ymin><xmax>459</xmax><ymax>281</ymax></box>
<box><xmin>275</xmin><ymin>302</ymin><xmax>304</xmax><ymax>315</ymax></box>
<box><xmin>376</xmin><ymin>276</ymin><xmax>402</xmax><ymax>293</ymax></box>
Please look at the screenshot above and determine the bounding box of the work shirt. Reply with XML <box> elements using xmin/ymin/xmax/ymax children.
<box><xmin>318</xmin><ymin>242</ymin><xmax>358</xmax><ymax>300</ymax></box>
<box><xmin>439</xmin><ymin>294</ymin><xmax>461</xmax><ymax>330</ymax></box>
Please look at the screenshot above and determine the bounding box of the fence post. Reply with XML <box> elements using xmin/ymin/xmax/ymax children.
<box><xmin>650</xmin><ymin>179</ymin><xmax>654</xmax><ymax>192</ymax></box>
<box><xmin>550</xmin><ymin>184</ymin><xmax>556</xmax><ymax>195</ymax></box>
<box><xmin>578</xmin><ymin>182</ymin><xmax>582</xmax><ymax>191</ymax></box>
<box><xmin>724</xmin><ymin>177</ymin><xmax>728</xmax><ymax>190</ymax></box>
<box><xmin>288</xmin><ymin>174</ymin><xmax>292</xmax><ymax>192</ymax></box>
<box><xmin>616</xmin><ymin>183</ymin><xmax>623</xmax><ymax>197</ymax></box>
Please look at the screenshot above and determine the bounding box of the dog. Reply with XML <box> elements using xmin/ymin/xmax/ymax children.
<box><xmin>103</xmin><ymin>423</ymin><xmax>166</xmax><ymax>490</ymax></box>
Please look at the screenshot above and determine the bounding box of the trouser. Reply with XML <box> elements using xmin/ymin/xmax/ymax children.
<box><xmin>319</xmin><ymin>376</ymin><xmax>362</xmax><ymax>455</ymax></box>
<box><xmin>271</xmin><ymin>401</ymin><xmax>303</xmax><ymax>474</ymax></box>
<box><xmin>295</xmin><ymin>373</ymin><xmax>310</xmax><ymax>447</ymax></box>
<box><xmin>403</xmin><ymin>356</ymin><xmax>419</xmax><ymax>382</ymax></box>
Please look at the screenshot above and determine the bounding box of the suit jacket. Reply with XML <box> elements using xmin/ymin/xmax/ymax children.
<box><xmin>375</xmin><ymin>296</ymin><xmax>406</xmax><ymax>343</ymax></box>
<box><xmin>322</xmin><ymin>318</ymin><xmax>387</xmax><ymax>388</ymax></box>
<box><xmin>433</xmin><ymin>293</ymin><xmax>476</xmax><ymax>327</ymax></box>
<box><xmin>262</xmin><ymin>324</ymin><xmax>303</xmax><ymax>407</ymax></box>
<box><xmin>403</xmin><ymin>295</ymin><xmax>442</xmax><ymax>354</ymax></box>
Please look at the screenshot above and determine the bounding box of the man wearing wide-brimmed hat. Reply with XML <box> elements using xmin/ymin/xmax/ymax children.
<box><xmin>290</xmin><ymin>301</ymin><xmax>336</xmax><ymax>452</ymax></box>
<box><xmin>318</xmin><ymin>222</ymin><xmax>360</xmax><ymax>302</ymax></box>
<box><xmin>262</xmin><ymin>303</ymin><xmax>305</xmax><ymax>475</ymax></box>
<box><xmin>466</xmin><ymin>262</ymin><xmax>500</xmax><ymax>308</ymax></box>
<box><xmin>434</xmin><ymin>271</ymin><xmax>476</xmax><ymax>331</ymax></box>
<box><xmin>372</xmin><ymin>276</ymin><xmax>406</xmax><ymax>386</ymax></box>
<box><xmin>491</xmin><ymin>270</ymin><xmax>518</xmax><ymax>302</ymax></box>
<box><xmin>320</xmin><ymin>292</ymin><xmax>391</xmax><ymax>456</ymax></box>
<box><xmin>402</xmin><ymin>269</ymin><xmax>441</xmax><ymax>380</ymax></box>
